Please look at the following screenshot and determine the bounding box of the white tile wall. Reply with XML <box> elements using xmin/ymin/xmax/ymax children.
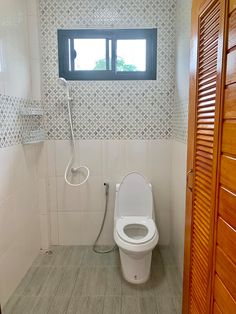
<box><xmin>102</xmin><ymin>140</ymin><xmax>126</xmax><ymax>181</ymax></box>
<box><xmin>0</xmin><ymin>0</ymin><xmax>43</xmax><ymax>307</ymax></box>
<box><xmin>58</xmin><ymin>211</ymin><xmax>105</xmax><ymax>245</ymax></box>
<box><xmin>0</xmin><ymin>145</ymin><xmax>41</xmax><ymax>306</ymax></box>
<box><xmin>55</xmin><ymin>140</ymin><xmax>72</xmax><ymax>176</ymax></box>
<box><xmin>172</xmin><ymin>0</ymin><xmax>191</xmax><ymax>144</ymax></box>
<box><xmin>47</xmin><ymin>139</ymin><xmax>172</xmax><ymax>246</ymax></box>
<box><xmin>170</xmin><ymin>141</ymin><xmax>187</xmax><ymax>276</ymax></box>
<box><xmin>27</xmin><ymin>0</ymin><xmax>41</xmax><ymax>101</ymax></box>
<box><xmin>39</xmin><ymin>213</ymin><xmax>50</xmax><ymax>250</ymax></box>
<box><xmin>124</xmin><ymin>141</ymin><xmax>149</xmax><ymax>178</ymax></box>
<box><xmin>78</xmin><ymin>140</ymin><xmax>103</xmax><ymax>176</ymax></box>
<box><xmin>0</xmin><ymin>0</ymin><xmax>31</xmax><ymax>99</ymax></box>
<box><xmin>49</xmin><ymin>211</ymin><xmax>59</xmax><ymax>244</ymax></box>
<box><xmin>170</xmin><ymin>0</ymin><xmax>191</xmax><ymax>278</ymax></box>
<box><xmin>34</xmin><ymin>142</ymin><xmax>51</xmax><ymax>252</ymax></box>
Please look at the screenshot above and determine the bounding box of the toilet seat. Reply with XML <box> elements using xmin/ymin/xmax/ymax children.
<box><xmin>116</xmin><ymin>216</ymin><xmax>156</xmax><ymax>245</ymax></box>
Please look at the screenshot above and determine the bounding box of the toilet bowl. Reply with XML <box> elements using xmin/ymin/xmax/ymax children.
<box><xmin>114</xmin><ymin>172</ymin><xmax>159</xmax><ymax>284</ymax></box>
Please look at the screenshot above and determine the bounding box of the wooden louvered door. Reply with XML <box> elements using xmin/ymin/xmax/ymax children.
<box><xmin>183</xmin><ymin>0</ymin><xmax>227</xmax><ymax>313</ymax></box>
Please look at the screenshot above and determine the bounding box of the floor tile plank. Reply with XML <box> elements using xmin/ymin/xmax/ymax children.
<box><xmin>106</xmin><ymin>267</ymin><xmax>122</xmax><ymax>295</ymax></box>
<box><xmin>67</xmin><ymin>296</ymin><xmax>104</xmax><ymax>314</ymax></box>
<box><xmin>39</xmin><ymin>267</ymin><xmax>64</xmax><ymax>296</ymax></box>
<box><xmin>103</xmin><ymin>296</ymin><xmax>122</xmax><ymax>314</ymax></box>
<box><xmin>139</xmin><ymin>296</ymin><xmax>159</xmax><ymax>314</ymax></box>
<box><xmin>121</xmin><ymin>296</ymin><xmax>140</xmax><ymax>314</ymax></box>
<box><xmin>67</xmin><ymin>246</ymin><xmax>87</xmax><ymax>266</ymax></box>
<box><xmin>156</xmin><ymin>295</ymin><xmax>177</xmax><ymax>314</ymax></box>
<box><xmin>6</xmin><ymin>296</ymin><xmax>36</xmax><ymax>314</ymax></box>
<box><xmin>13</xmin><ymin>267</ymin><xmax>38</xmax><ymax>296</ymax></box>
<box><xmin>47</xmin><ymin>296</ymin><xmax>70</xmax><ymax>314</ymax></box>
<box><xmin>73</xmin><ymin>267</ymin><xmax>107</xmax><ymax>296</ymax></box>
<box><xmin>53</xmin><ymin>246</ymin><xmax>73</xmax><ymax>266</ymax></box>
<box><xmin>3</xmin><ymin>295</ymin><xmax>20</xmax><ymax>314</ymax></box>
<box><xmin>56</xmin><ymin>267</ymin><xmax>79</xmax><ymax>297</ymax></box>
<box><xmin>23</xmin><ymin>267</ymin><xmax>52</xmax><ymax>296</ymax></box>
<box><xmin>4</xmin><ymin>245</ymin><xmax>181</xmax><ymax>314</ymax></box>
<box><xmin>31</xmin><ymin>297</ymin><xmax>53</xmax><ymax>314</ymax></box>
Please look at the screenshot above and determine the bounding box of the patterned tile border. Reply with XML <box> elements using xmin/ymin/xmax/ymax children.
<box><xmin>172</xmin><ymin>100</ymin><xmax>188</xmax><ymax>143</ymax></box>
<box><xmin>0</xmin><ymin>94</ymin><xmax>42</xmax><ymax>148</ymax></box>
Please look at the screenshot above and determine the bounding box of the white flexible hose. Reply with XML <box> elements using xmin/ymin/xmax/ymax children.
<box><xmin>64</xmin><ymin>158</ymin><xmax>90</xmax><ymax>187</ymax></box>
<box><xmin>93</xmin><ymin>183</ymin><xmax>116</xmax><ymax>254</ymax></box>
<box><xmin>62</xmin><ymin>80</ymin><xmax>90</xmax><ymax>187</ymax></box>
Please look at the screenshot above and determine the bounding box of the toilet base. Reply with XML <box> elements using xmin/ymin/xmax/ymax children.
<box><xmin>119</xmin><ymin>248</ymin><xmax>152</xmax><ymax>284</ymax></box>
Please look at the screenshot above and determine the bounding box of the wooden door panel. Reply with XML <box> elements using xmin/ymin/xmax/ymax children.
<box><xmin>222</xmin><ymin>121</ymin><xmax>236</xmax><ymax>154</ymax></box>
<box><xmin>220</xmin><ymin>155</ymin><xmax>236</xmax><ymax>189</ymax></box>
<box><xmin>228</xmin><ymin>9</ymin><xmax>236</xmax><ymax>49</ymax></box>
<box><xmin>230</xmin><ymin>0</ymin><xmax>236</xmax><ymax>13</ymax></box>
<box><xmin>213</xmin><ymin>302</ymin><xmax>222</xmax><ymax>314</ymax></box>
<box><xmin>219</xmin><ymin>187</ymin><xmax>236</xmax><ymax>229</ymax></box>
<box><xmin>213</xmin><ymin>1</ymin><xmax>236</xmax><ymax>311</ymax></box>
<box><xmin>217</xmin><ymin>217</ymin><xmax>236</xmax><ymax>265</ymax></box>
<box><xmin>216</xmin><ymin>246</ymin><xmax>236</xmax><ymax>298</ymax></box>
<box><xmin>224</xmin><ymin>83</ymin><xmax>236</xmax><ymax>118</ymax></box>
<box><xmin>214</xmin><ymin>275</ymin><xmax>236</xmax><ymax>313</ymax></box>
<box><xmin>226</xmin><ymin>49</ymin><xmax>236</xmax><ymax>85</ymax></box>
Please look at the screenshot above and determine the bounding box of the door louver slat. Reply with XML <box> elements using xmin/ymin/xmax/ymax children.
<box><xmin>199</xmin><ymin>57</ymin><xmax>217</xmax><ymax>73</ymax></box>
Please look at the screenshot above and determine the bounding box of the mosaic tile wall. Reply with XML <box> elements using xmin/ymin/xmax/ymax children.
<box><xmin>39</xmin><ymin>0</ymin><xmax>176</xmax><ymax>140</ymax></box>
<box><xmin>172</xmin><ymin>0</ymin><xmax>191</xmax><ymax>143</ymax></box>
<box><xmin>172</xmin><ymin>101</ymin><xmax>188</xmax><ymax>143</ymax></box>
<box><xmin>0</xmin><ymin>94</ymin><xmax>42</xmax><ymax>148</ymax></box>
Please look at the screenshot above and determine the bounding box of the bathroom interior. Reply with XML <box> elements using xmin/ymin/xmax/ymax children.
<box><xmin>1</xmin><ymin>0</ymin><xmax>236</xmax><ymax>313</ymax></box>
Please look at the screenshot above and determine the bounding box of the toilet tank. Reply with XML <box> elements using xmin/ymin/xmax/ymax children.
<box><xmin>114</xmin><ymin>172</ymin><xmax>153</xmax><ymax>219</ymax></box>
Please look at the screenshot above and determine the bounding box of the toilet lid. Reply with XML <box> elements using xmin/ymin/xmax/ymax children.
<box><xmin>116</xmin><ymin>217</ymin><xmax>156</xmax><ymax>244</ymax></box>
<box><xmin>116</xmin><ymin>172</ymin><xmax>153</xmax><ymax>218</ymax></box>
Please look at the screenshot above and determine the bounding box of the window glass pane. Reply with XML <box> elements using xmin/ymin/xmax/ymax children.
<box><xmin>74</xmin><ymin>39</ymin><xmax>106</xmax><ymax>70</ymax></box>
<box><xmin>116</xmin><ymin>39</ymin><xmax>146</xmax><ymax>71</ymax></box>
<box><xmin>109</xmin><ymin>39</ymin><xmax>112</xmax><ymax>70</ymax></box>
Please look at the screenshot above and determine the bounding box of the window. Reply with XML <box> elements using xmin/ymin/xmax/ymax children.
<box><xmin>57</xmin><ymin>29</ymin><xmax>157</xmax><ymax>80</ymax></box>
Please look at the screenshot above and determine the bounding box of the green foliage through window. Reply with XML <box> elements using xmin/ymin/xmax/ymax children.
<box><xmin>94</xmin><ymin>57</ymin><xmax>137</xmax><ymax>71</ymax></box>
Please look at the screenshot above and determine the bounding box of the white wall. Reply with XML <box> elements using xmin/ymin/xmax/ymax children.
<box><xmin>26</xmin><ymin>0</ymin><xmax>41</xmax><ymax>101</ymax></box>
<box><xmin>170</xmin><ymin>0</ymin><xmax>192</xmax><ymax>277</ymax></box>
<box><xmin>45</xmin><ymin>140</ymin><xmax>172</xmax><ymax>246</ymax></box>
<box><xmin>170</xmin><ymin>141</ymin><xmax>187</xmax><ymax>275</ymax></box>
<box><xmin>0</xmin><ymin>145</ymin><xmax>41</xmax><ymax>306</ymax></box>
<box><xmin>0</xmin><ymin>0</ymin><xmax>42</xmax><ymax>306</ymax></box>
<box><xmin>0</xmin><ymin>0</ymin><xmax>31</xmax><ymax>97</ymax></box>
<box><xmin>0</xmin><ymin>0</ymin><xmax>41</xmax><ymax>99</ymax></box>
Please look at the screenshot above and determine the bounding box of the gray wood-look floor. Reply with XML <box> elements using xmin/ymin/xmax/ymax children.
<box><xmin>3</xmin><ymin>246</ymin><xmax>182</xmax><ymax>314</ymax></box>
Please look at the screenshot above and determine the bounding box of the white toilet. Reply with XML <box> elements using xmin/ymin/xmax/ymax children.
<box><xmin>114</xmin><ymin>172</ymin><xmax>159</xmax><ymax>284</ymax></box>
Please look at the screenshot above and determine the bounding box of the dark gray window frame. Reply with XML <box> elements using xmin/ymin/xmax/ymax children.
<box><xmin>57</xmin><ymin>28</ymin><xmax>157</xmax><ymax>81</ymax></box>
